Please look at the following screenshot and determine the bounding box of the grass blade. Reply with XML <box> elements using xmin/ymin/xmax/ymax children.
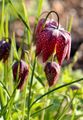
<box><xmin>30</xmin><ymin>78</ymin><xmax>83</xmax><ymax>108</ymax></box>
<box><xmin>8</xmin><ymin>0</ymin><xmax>31</xmax><ymax>33</ymax></box>
<box><xmin>37</xmin><ymin>0</ymin><xmax>43</xmax><ymax>18</ymax></box>
<box><xmin>0</xmin><ymin>81</ymin><xmax>10</xmax><ymax>99</ymax></box>
<box><xmin>28</xmin><ymin>56</ymin><xmax>36</xmax><ymax>119</ymax></box>
<box><xmin>31</xmin><ymin>104</ymin><xmax>53</xmax><ymax>117</ymax></box>
<box><xmin>67</xmin><ymin>16</ymin><xmax>73</xmax><ymax>32</ymax></box>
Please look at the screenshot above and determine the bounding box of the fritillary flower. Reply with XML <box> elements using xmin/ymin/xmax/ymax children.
<box><xmin>35</xmin><ymin>11</ymin><xmax>71</xmax><ymax>65</ymax></box>
<box><xmin>12</xmin><ymin>60</ymin><xmax>29</xmax><ymax>89</ymax></box>
<box><xmin>0</xmin><ymin>38</ymin><xmax>11</xmax><ymax>62</ymax></box>
<box><xmin>44</xmin><ymin>62</ymin><xmax>60</xmax><ymax>87</ymax></box>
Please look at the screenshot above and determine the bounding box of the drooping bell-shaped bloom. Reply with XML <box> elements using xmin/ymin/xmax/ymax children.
<box><xmin>44</xmin><ymin>62</ymin><xmax>60</xmax><ymax>87</ymax></box>
<box><xmin>55</xmin><ymin>30</ymin><xmax>71</xmax><ymax>65</ymax></box>
<box><xmin>12</xmin><ymin>60</ymin><xmax>29</xmax><ymax>89</ymax></box>
<box><xmin>0</xmin><ymin>39</ymin><xmax>11</xmax><ymax>62</ymax></box>
<box><xmin>36</xmin><ymin>29</ymin><xmax>57</xmax><ymax>62</ymax></box>
<box><xmin>35</xmin><ymin>19</ymin><xmax>57</xmax><ymax>62</ymax></box>
<box><xmin>35</xmin><ymin>16</ymin><xmax>71</xmax><ymax>65</ymax></box>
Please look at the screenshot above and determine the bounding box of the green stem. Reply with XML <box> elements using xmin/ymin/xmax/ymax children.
<box><xmin>37</xmin><ymin>0</ymin><xmax>43</xmax><ymax>18</ymax></box>
<box><xmin>28</xmin><ymin>56</ymin><xmax>36</xmax><ymax>119</ymax></box>
<box><xmin>30</xmin><ymin>78</ymin><xmax>83</xmax><ymax>108</ymax></box>
<box><xmin>4</xmin><ymin>62</ymin><xmax>8</xmax><ymax>105</ymax></box>
<box><xmin>1</xmin><ymin>0</ymin><xmax>5</xmax><ymax>36</ymax></box>
<box><xmin>22</xmin><ymin>81</ymin><xmax>27</xmax><ymax>120</ymax></box>
<box><xmin>43</xmin><ymin>11</ymin><xmax>59</xmax><ymax>29</ymax></box>
<box><xmin>67</xmin><ymin>16</ymin><xmax>73</xmax><ymax>32</ymax></box>
<box><xmin>0</xmin><ymin>87</ymin><xmax>5</xmax><ymax>107</ymax></box>
<box><xmin>0</xmin><ymin>87</ymin><xmax>18</xmax><ymax>118</ymax></box>
<box><xmin>25</xmin><ymin>51</ymin><xmax>45</xmax><ymax>87</ymax></box>
<box><xmin>5</xmin><ymin>89</ymin><xmax>16</xmax><ymax>120</ymax></box>
<box><xmin>0</xmin><ymin>81</ymin><xmax>10</xmax><ymax>99</ymax></box>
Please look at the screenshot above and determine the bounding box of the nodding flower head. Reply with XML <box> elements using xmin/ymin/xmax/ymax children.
<box><xmin>55</xmin><ymin>30</ymin><xmax>71</xmax><ymax>65</ymax></box>
<box><xmin>35</xmin><ymin>11</ymin><xmax>71</xmax><ymax>65</ymax></box>
<box><xmin>12</xmin><ymin>60</ymin><xmax>29</xmax><ymax>90</ymax></box>
<box><xmin>44</xmin><ymin>62</ymin><xmax>60</xmax><ymax>87</ymax></box>
<box><xmin>0</xmin><ymin>38</ymin><xmax>11</xmax><ymax>62</ymax></box>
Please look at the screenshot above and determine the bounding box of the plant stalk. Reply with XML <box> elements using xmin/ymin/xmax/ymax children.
<box><xmin>28</xmin><ymin>56</ymin><xmax>36</xmax><ymax>119</ymax></box>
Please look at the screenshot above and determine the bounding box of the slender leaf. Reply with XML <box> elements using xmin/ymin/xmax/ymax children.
<box><xmin>30</xmin><ymin>78</ymin><xmax>83</xmax><ymax>108</ymax></box>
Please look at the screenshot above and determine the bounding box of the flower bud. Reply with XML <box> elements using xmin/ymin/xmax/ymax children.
<box><xmin>12</xmin><ymin>60</ymin><xmax>29</xmax><ymax>89</ymax></box>
<box><xmin>0</xmin><ymin>39</ymin><xmax>11</xmax><ymax>62</ymax></box>
<box><xmin>44</xmin><ymin>62</ymin><xmax>60</xmax><ymax>87</ymax></box>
